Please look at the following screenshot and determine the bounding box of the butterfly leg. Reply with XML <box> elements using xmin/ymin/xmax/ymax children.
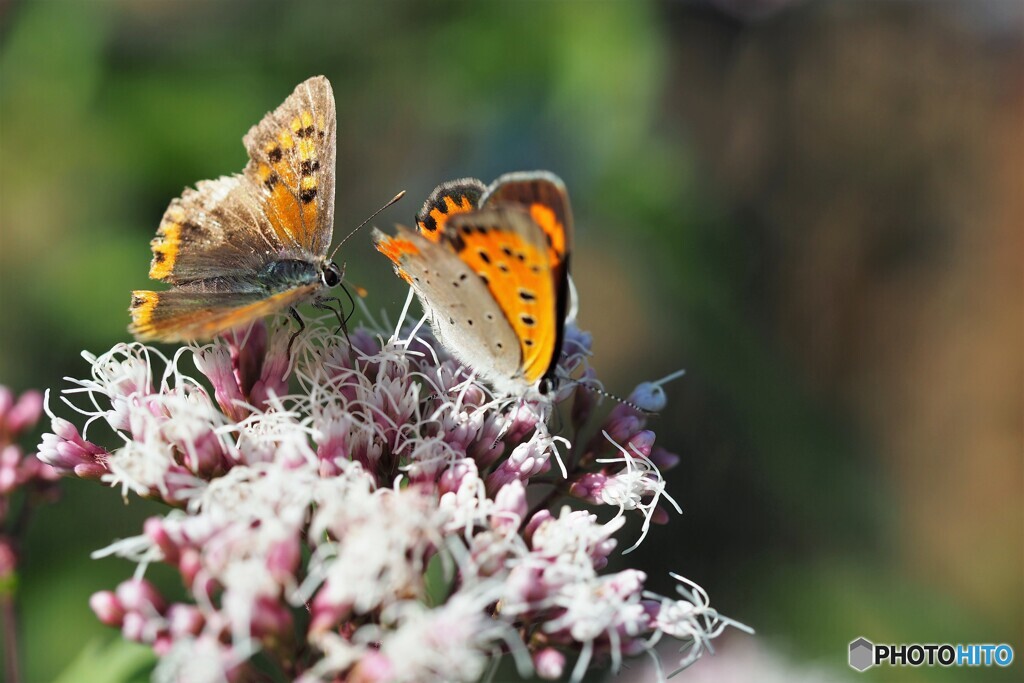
<box><xmin>287</xmin><ymin>306</ymin><xmax>305</xmax><ymax>358</ymax></box>
<box><xmin>313</xmin><ymin>298</ymin><xmax>355</xmax><ymax>368</ymax></box>
<box><xmin>313</xmin><ymin>296</ymin><xmax>350</xmax><ymax>345</ymax></box>
<box><xmin>339</xmin><ymin>281</ymin><xmax>357</xmax><ymax>325</ymax></box>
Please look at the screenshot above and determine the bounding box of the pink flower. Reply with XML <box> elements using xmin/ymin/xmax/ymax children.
<box><xmin>40</xmin><ymin>313</ymin><xmax>744</xmax><ymax>682</ymax></box>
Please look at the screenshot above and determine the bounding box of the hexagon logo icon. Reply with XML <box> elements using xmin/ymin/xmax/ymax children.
<box><xmin>849</xmin><ymin>637</ymin><xmax>875</xmax><ymax>672</ymax></box>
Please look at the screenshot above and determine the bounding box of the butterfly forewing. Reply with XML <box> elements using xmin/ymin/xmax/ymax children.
<box><xmin>373</xmin><ymin>226</ymin><xmax>522</xmax><ymax>382</ymax></box>
<box><xmin>243</xmin><ymin>76</ymin><xmax>337</xmax><ymax>258</ymax></box>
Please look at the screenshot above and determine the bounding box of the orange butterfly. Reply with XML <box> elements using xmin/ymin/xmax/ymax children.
<box><xmin>374</xmin><ymin>172</ymin><xmax>573</xmax><ymax>397</ymax></box>
<box><xmin>130</xmin><ymin>76</ymin><xmax>356</xmax><ymax>347</ymax></box>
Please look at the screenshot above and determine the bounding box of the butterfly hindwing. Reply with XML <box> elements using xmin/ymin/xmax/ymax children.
<box><xmin>482</xmin><ymin>171</ymin><xmax>572</xmax><ymax>269</ymax></box>
<box><xmin>243</xmin><ymin>76</ymin><xmax>337</xmax><ymax>258</ymax></box>
<box><xmin>373</xmin><ymin>226</ymin><xmax>522</xmax><ymax>383</ymax></box>
<box><xmin>415</xmin><ymin>178</ymin><xmax>487</xmax><ymax>243</ymax></box>
<box><xmin>129</xmin><ymin>283</ymin><xmax>319</xmax><ymax>343</ymax></box>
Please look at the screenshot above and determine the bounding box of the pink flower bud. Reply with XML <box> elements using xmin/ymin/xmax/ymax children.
<box><xmin>178</xmin><ymin>548</ymin><xmax>202</xmax><ymax>589</ymax></box>
<box><xmin>350</xmin><ymin>651</ymin><xmax>394</xmax><ymax>683</ymax></box>
<box><xmin>6</xmin><ymin>390</ymin><xmax>43</xmax><ymax>436</ymax></box>
<box><xmin>167</xmin><ymin>603</ymin><xmax>204</xmax><ymax>637</ymax></box>
<box><xmin>568</xmin><ymin>472</ymin><xmax>608</xmax><ymax>504</ymax></box>
<box><xmin>603</xmin><ymin>404</ymin><xmax>644</xmax><ymax>444</ymax></box>
<box><xmin>650</xmin><ymin>447</ymin><xmax>680</xmax><ymax>471</ymax></box>
<box><xmin>524</xmin><ymin>509</ymin><xmax>554</xmax><ymax>544</ymax></box>
<box><xmin>116</xmin><ymin>578</ymin><xmax>166</xmax><ymax>614</ymax></box>
<box><xmin>534</xmin><ymin>647</ymin><xmax>566</xmax><ymax>680</ymax></box>
<box><xmin>144</xmin><ymin>517</ymin><xmax>180</xmax><ymax>564</ymax></box>
<box><xmin>227</xmin><ymin>321</ymin><xmax>268</xmax><ymax>397</ymax></box>
<box><xmin>438</xmin><ymin>458</ymin><xmax>477</xmax><ymax>496</ymax></box>
<box><xmin>152</xmin><ymin>634</ymin><xmax>174</xmax><ymax>656</ymax></box>
<box><xmin>266</xmin><ymin>537</ymin><xmax>300</xmax><ymax>583</ymax></box>
<box><xmin>90</xmin><ymin>590</ymin><xmax>125</xmax><ymax>627</ymax></box>
<box><xmin>308</xmin><ymin>588</ymin><xmax>351</xmax><ymax>634</ymax></box>
<box><xmin>626</xmin><ymin>430</ymin><xmax>656</xmax><ymax>458</ymax></box>
<box><xmin>491</xmin><ymin>479</ymin><xmax>527</xmax><ymax>533</ymax></box>
<box><xmin>251</xmin><ymin>596</ymin><xmax>293</xmax><ymax>639</ymax></box>
<box><xmin>121</xmin><ymin>611</ymin><xmax>148</xmax><ymax>642</ymax></box>
<box><xmin>651</xmin><ymin>505</ymin><xmax>671</xmax><ymax>525</ymax></box>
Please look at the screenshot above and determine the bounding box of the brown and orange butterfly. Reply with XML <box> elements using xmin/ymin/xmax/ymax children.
<box><xmin>373</xmin><ymin>172</ymin><xmax>573</xmax><ymax>397</ymax></box>
<box><xmin>130</xmin><ymin>76</ymin><xmax>374</xmax><ymax>347</ymax></box>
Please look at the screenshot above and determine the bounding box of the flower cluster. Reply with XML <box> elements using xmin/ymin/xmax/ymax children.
<box><xmin>38</xmin><ymin>311</ymin><xmax>747</xmax><ymax>682</ymax></box>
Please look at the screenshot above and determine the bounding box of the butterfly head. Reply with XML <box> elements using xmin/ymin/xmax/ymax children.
<box><xmin>320</xmin><ymin>261</ymin><xmax>343</xmax><ymax>288</ymax></box>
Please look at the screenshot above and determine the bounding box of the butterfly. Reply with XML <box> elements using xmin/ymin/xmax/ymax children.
<box><xmin>372</xmin><ymin>171</ymin><xmax>573</xmax><ymax>398</ymax></box>
<box><xmin>129</xmin><ymin>76</ymin><xmax>351</xmax><ymax>347</ymax></box>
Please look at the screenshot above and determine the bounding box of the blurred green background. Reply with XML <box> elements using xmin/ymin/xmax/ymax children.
<box><xmin>1</xmin><ymin>0</ymin><xmax>1021</xmax><ymax>681</ymax></box>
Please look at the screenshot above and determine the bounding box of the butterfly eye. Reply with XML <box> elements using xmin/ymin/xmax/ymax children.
<box><xmin>322</xmin><ymin>262</ymin><xmax>342</xmax><ymax>287</ymax></box>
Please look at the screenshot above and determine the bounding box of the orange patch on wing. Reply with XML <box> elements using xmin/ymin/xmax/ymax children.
<box><xmin>257</xmin><ymin>162</ymin><xmax>274</xmax><ymax>184</ymax></box>
<box><xmin>529</xmin><ymin>203</ymin><xmax>566</xmax><ymax>266</ymax></box>
<box><xmin>128</xmin><ymin>291</ymin><xmax>159</xmax><ymax>327</ymax></box>
<box><xmin>374</xmin><ymin>234</ymin><xmax>421</xmax><ymax>284</ymax></box>
<box><xmin>128</xmin><ymin>286</ymin><xmax>318</xmax><ymax>342</ymax></box>
<box><xmin>268</xmin><ymin>183</ymin><xmax>304</xmax><ymax>241</ymax></box>
<box><xmin>149</xmin><ymin>220</ymin><xmax>181</xmax><ymax>280</ymax></box>
<box><xmin>455</xmin><ymin>231</ymin><xmax>556</xmax><ymax>383</ymax></box>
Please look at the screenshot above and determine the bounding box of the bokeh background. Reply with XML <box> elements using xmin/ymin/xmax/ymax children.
<box><xmin>1</xmin><ymin>0</ymin><xmax>1021</xmax><ymax>681</ymax></box>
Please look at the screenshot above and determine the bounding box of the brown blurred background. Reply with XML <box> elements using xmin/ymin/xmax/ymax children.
<box><xmin>0</xmin><ymin>0</ymin><xmax>1021</xmax><ymax>680</ymax></box>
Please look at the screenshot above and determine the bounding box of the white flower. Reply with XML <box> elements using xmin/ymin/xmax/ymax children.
<box><xmin>597</xmin><ymin>430</ymin><xmax>682</xmax><ymax>552</ymax></box>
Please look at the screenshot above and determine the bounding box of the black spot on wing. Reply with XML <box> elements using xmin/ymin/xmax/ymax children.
<box><xmin>300</xmin><ymin>188</ymin><xmax>318</xmax><ymax>203</ymax></box>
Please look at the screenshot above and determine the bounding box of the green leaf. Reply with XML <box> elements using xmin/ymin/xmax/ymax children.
<box><xmin>52</xmin><ymin>637</ymin><xmax>154</xmax><ymax>683</ymax></box>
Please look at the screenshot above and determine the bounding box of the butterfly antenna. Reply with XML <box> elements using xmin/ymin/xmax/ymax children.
<box><xmin>329</xmin><ymin>190</ymin><xmax>406</xmax><ymax>261</ymax></box>
<box><xmin>566</xmin><ymin>378</ymin><xmax>654</xmax><ymax>415</ymax></box>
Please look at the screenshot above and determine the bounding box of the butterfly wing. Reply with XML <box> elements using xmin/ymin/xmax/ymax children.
<box><xmin>148</xmin><ymin>175</ymin><xmax>284</xmax><ymax>284</ymax></box>
<box><xmin>482</xmin><ymin>171</ymin><xmax>572</xmax><ymax>269</ymax></box>
<box><xmin>372</xmin><ymin>226</ymin><xmax>522</xmax><ymax>385</ymax></box>
<box><xmin>242</xmin><ymin>75</ymin><xmax>337</xmax><ymax>259</ymax></box>
<box><xmin>129</xmin><ymin>282</ymin><xmax>319</xmax><ymax>343</ymax></box>
<box><xmin>414</xmin><ymin>178</ymin><xmax>487</xmax><ymax>242</ymax></box>
<box><xmin>442</xmin><ymin>206</ymin><xmax>563</xmax><ymax>386</ymax></box>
